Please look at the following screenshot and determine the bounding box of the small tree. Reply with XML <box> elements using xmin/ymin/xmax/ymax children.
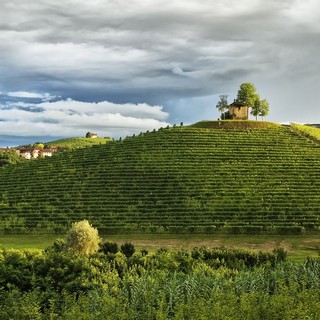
<box><xmin>65</xmin><ymin>220</ymin><xmax>101</xmax><ymax>255</ymax></box>
<box><xmin>251</xmin><ymin>97</ymin><xmax>269</xmax><ymax>120</ymax></box>
<box><xmin>259</xmin><ymin>99</ymin><xmax>269</xmax><ymax>120</ymax></box>
<box><xmin>216</xmin><ymin>95</ymin><xmax>229</xmax><ymax>119</ymax></box>
<box><xmin>251</xmin><ymin>96</ymin><xmax>261</xmax><ymax>120</ymax></box>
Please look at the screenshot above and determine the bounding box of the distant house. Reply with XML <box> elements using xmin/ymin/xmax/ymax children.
<box><xmin>41</xmin><ymin>149</ymin><xmax>54</xmax><ymax>157</ymax></box>
<box><xmin>86</xmin><ymin>132</ymin><xmax>99</xmax><ymax>138</ymax></box>
<box><xmin>228</xmin><ymin>100</ymin><xmax>249</xmax><ymax>120</ymax></box>
<box><xmin>19</xmin><ymin>147</ymin><xmax>41</xmax><ymax>159</ymax></box>
<box><xmin>18</xmin><ymin>146</ymin><xmax>57</xmax><ymax>159</ymax></box>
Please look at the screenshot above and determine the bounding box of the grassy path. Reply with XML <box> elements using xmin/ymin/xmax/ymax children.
<box><xmin>0</xmin><ymin>234</ymin><xmax>319</xmax><ymax>261</ymax></box>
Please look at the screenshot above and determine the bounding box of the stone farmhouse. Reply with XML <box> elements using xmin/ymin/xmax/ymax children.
<box><xmin>228</xmin><ymin>100</ymin><xmax>249</xmax><ymax>120</ymax></box>
<box><xmin>18</xmin><ymin>146</ymin><xmax>58</xmax><ymax>159</ymax></box>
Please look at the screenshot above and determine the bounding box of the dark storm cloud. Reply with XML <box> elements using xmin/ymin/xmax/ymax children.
<box><xmin>0</xmin><ymin>0</ymin><xmax>320</xmax><ymax>145</ymax></box>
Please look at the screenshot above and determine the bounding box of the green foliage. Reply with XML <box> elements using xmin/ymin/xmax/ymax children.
<box><xmin>251</xmin><ymin>98</ymin><xmax>270</xmax><ymax>120</ymax></box>
<box><xmin>2</xmin><ymin>245</ymin><xmax>320</xmax><ymax>319</ymax></box>
<box><xmin>236</xmin><ymin>82</ymin><xmax>257</xmax><ymax>108</ymax></box>
<box><xmin>99</xmin><ymin>240</ymin><xmax>119</xmax><ymax>254</ymax></box>
<box><xmin>46</xmin><ymin>137</ymin><xmax>110</xmax><ymax>149</ymax></box>
<box><xmin>65</xmin><ymin>220</ymin><xmax>101</xmax><ymax>255</ymax></box>
<box><xmin>0</xmin><ymin>149</ymin><xmax>23</xmax><ymax>167</ymax></box>
<box><xmin>0</xmin><ymin>123</ymin><xmax>319</xmax><ymax>235</ymax></box>
<box><xmin>120</xmin><ymin>242</ymin><xmax>135</xmax><ymax>258</ymax></box>
<box><xmin>236</xmin><ymin>83</ymin><xmax>269</xmax><ymax>120</ymax></box>
<box><xmin>291</xmin><ymin>123</ymin><xmax>320</xmax><ymax>142</ymax></box>
<box><xmin>216</xmin><ymin>94</ymin><xmax>229</xmax><ymax>116</ymax></box>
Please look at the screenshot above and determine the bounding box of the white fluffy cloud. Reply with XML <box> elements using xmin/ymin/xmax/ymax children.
<box><xmin>0</xmin><ymin>99</ymin><xmax>169</xmax><ymax>139</ymax></box>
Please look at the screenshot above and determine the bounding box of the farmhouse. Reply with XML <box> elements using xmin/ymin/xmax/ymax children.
<box><xmin>17</xmin><ymin>146</ymin><xmax>57</xmax><ymax>159</ymax></box>
<box><xmin>228</xmin><ymin>100</ymin><xmax>249</xmax><ymax>120</ymax></box>
<box><xmin>86</xmin><ymin>132</ymin><xmax>99</xmax><ymax>138</ymax></box>
<box><xmin>19</xmin><ymin>147</ymin><xmax>41</xmax><ymax>159</ymax></box>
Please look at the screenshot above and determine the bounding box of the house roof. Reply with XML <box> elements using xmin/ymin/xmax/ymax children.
<box><xmin>229</xmin><ymin>100</ymin><xmax>247</xmax><ymax>107</ymax></box>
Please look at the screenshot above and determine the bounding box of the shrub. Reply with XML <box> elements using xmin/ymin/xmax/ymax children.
<box><xmin>120</xmin><ymin>242</ymin><xmax>135</xmax><ymax>258</ymax></box>
<box><xmin>100</xmin><ymin>241</ymin><xmax>119</xmax><ymax>254</ymax></box>
<box><xmin>65</xmin><ymin>220</ymin><xmax>101</xmax><ymax>255</ymax></box>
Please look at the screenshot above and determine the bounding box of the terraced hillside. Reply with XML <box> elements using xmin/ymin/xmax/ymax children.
<box><xmin>0</xmin><ymin>122</ymin><xmax>320</xmax><ymax>234</ymax></box>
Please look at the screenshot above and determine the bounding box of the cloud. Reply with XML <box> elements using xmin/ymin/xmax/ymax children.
<box><xmin>0</xmin><ymin>0</ymin><xmax>320</xmax><ymax>144</ymax></box>
<box><xmin>0</xmin><ymin>98</ymin><xmax>169</xmax><ymax>139</ymax></box>
<box><xmin>6</xmin><ymin>91</ymin><xmax>56</xmax><ymax>101</ymax></box>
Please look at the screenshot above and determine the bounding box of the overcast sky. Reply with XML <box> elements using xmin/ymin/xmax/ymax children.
<box><xmin>0</xmin><ymin>0</ymin><xmax>320</xmax><ymax>146</ymax></box>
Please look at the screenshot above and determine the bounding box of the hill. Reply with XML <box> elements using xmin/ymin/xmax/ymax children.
<box><xmin>0</xmin><ymin>122</ymin><xmax>320</xmax><ymax>234</ymax></box>
<box><xmin>46</xmin><ymin>137</ymin><xmax>111</xmax><ymax>149</ymax></box>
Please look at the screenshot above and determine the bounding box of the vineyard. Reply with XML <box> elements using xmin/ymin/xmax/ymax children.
<box><xmin>45</xmin><ymin>137</ymin><xmax>111</xmax><ymax>149</ymax></box>
<box><xmin>1</xmin><ymin>121</ymin><xmax>320</xmax><ymax>234</ymax></box>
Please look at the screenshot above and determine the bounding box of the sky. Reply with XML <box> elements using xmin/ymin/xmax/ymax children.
<box><xmin>0</xmin><ymin>0</ymin><xmax>320</xmax><ymax>146</ymax></box>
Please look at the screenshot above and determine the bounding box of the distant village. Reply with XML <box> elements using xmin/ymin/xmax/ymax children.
<box><xmin>0</xmin><ymin>145</ymin><xmax>58</xmax><ymax>160</ymax></box>
<box><xmin>0</xmin><ymin>132</ymin><xmax>100</xmax><ymax>160</ymax></box>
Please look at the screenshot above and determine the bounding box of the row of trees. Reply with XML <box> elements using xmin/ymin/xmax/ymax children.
<box><xmin>216</xmin><ymin>83</ymin><xmax>270</xmax><ymax>120</ymax></box>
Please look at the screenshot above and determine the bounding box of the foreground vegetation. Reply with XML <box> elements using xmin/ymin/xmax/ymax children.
<box><xmin>1</xmin><ymin>239</ymin><xmax>320</xmax><ymax>319</ymax></box>
<box><xmin>1</xmin><ymin>233</ymin><xmax>319</xmax><ymax>261</ymax></box>
<box><xmin>1</xmin><ymin>122</ymin><xmax>320</xmax><ymax>234</ymax></box>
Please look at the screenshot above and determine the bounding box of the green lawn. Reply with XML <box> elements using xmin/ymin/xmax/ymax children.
<box><xmin>0</xmin><ymin>234</ymin><xmax>319</xmax><ymax>261</ymax></box>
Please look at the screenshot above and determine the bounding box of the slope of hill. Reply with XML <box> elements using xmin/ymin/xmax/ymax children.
<box><xmin>46</xmin><ymin>137</ymin><xmax>111</xmax><ymax>149</ymax></box>
<box><xmin>0</xmin><ymin>122</ymin><xmax>320</xmax><ymax>234</ymax></box>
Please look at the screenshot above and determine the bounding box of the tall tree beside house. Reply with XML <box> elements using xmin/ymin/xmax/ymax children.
<box><xmin>216</xmin><ymin>95</ymin><xmax>229</xmax><ymax>119</ymax></box>
<box><xmin>236</xmin><ymin>83</ymin><xmax>269</xmax><ymax>120</ymax></box>
<box><xmin>236</xmin><ymin>83</ymin><xmax>259</xmax><ymax>109</ymax></box>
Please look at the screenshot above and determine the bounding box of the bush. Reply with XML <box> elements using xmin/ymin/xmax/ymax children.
<box><xmin>120</xmin><ymin>242</ymin><xmax>135</xmax><ymax>258</ymax></box>
<box><xmin>65</xmin><ymin>220</ymin><xmax>101</xmax><ymax>255</ymax></box>
<box><xmin>99</xmin><ymin>241</ymin><xmax>119</xmax><ymax>254</ymax></box>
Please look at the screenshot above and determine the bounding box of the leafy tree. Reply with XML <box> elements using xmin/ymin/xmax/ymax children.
<box><xmin>237</xmin><ymin>83</ymin><xmax>269</xmax><ymax>120</ymax></box>
<box><xmin>259</xmin><ymin>99</ymin><xmax>269</xmax><ymax>120</ymax></box>
<box><xmin>35</xmin><ymin>143</ymin><xmax>44</xmax><ymax>149</ymax></box>
<box><xmin>65</xmin><ymin>220</ymin><xmax>101</xmax><ymax>255</ymax></box>
<box><xmin>216</xmin><ymin>95</ymin><xmax>229</xmax><ymax>119</ymax></box>
<box><xmin>251</xmin><ymin>98</ymin><xmax>269</xmax><ymax>120</ymax></box>
<box><xmin>251</xmin><ymin>96</ymin><xmax>261</xmax><ymax>120</ymax></box>
<box><xmin>236</xmin><ymin>83</ymin><xmax>258</xmax><ymax>108</ymax></box>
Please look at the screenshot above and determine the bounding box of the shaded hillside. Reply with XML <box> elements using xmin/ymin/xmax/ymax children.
<box><xmin>1</xmin><ymin>123</ymin><xmax>320</xmax><ymax>234</ymax></box>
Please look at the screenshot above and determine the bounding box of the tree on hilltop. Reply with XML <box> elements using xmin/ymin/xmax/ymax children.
<box><xmin>251</xmin><ymin>97</ymin><xmax>270</xmax><ymax>120</ymax></box>
<box><xmin>216</xmin><ymin>95</ymin><xmax>229</xmax><ymax>119</ymax></box>
<box><xmin>236</xmin><ymin>83</ymin><xmax>258</xmax><ymax>108</ymax></box>
<box><xmin>236</xmin><ymin>82</ymin><xmax>269</xmax><ymax>120</ymax></box>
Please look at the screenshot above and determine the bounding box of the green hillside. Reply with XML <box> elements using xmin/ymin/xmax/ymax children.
<box><xmin>1</xmin><ymin>122</ymin><xmax>320</xmax><ymax>234</ymax></box>
<box><xmin>46</xmin><ymin>137</ymin><xmax>111</xmax><ymax>149</ymax></box>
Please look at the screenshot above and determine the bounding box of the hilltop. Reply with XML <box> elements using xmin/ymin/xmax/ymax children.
<box><xmin>0</xmin><ymin>121</ymin><xmax>320</xmax><ymax>234</ymax></box>
<box><xmin>45</xmin><ymin>137</ymin><xmax>111</xmax><ymax>149</ymax></box>
<box><xmin>190</xmin><ymin>120</ymin><xmax>279</xmax><ymax>129</ymax></box>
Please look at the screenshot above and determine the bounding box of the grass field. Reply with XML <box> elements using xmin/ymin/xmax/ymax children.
<box><xmin>0</xmin><ymin>234</ymin><xmax>319</xmax><ymax>261</ymax></box>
